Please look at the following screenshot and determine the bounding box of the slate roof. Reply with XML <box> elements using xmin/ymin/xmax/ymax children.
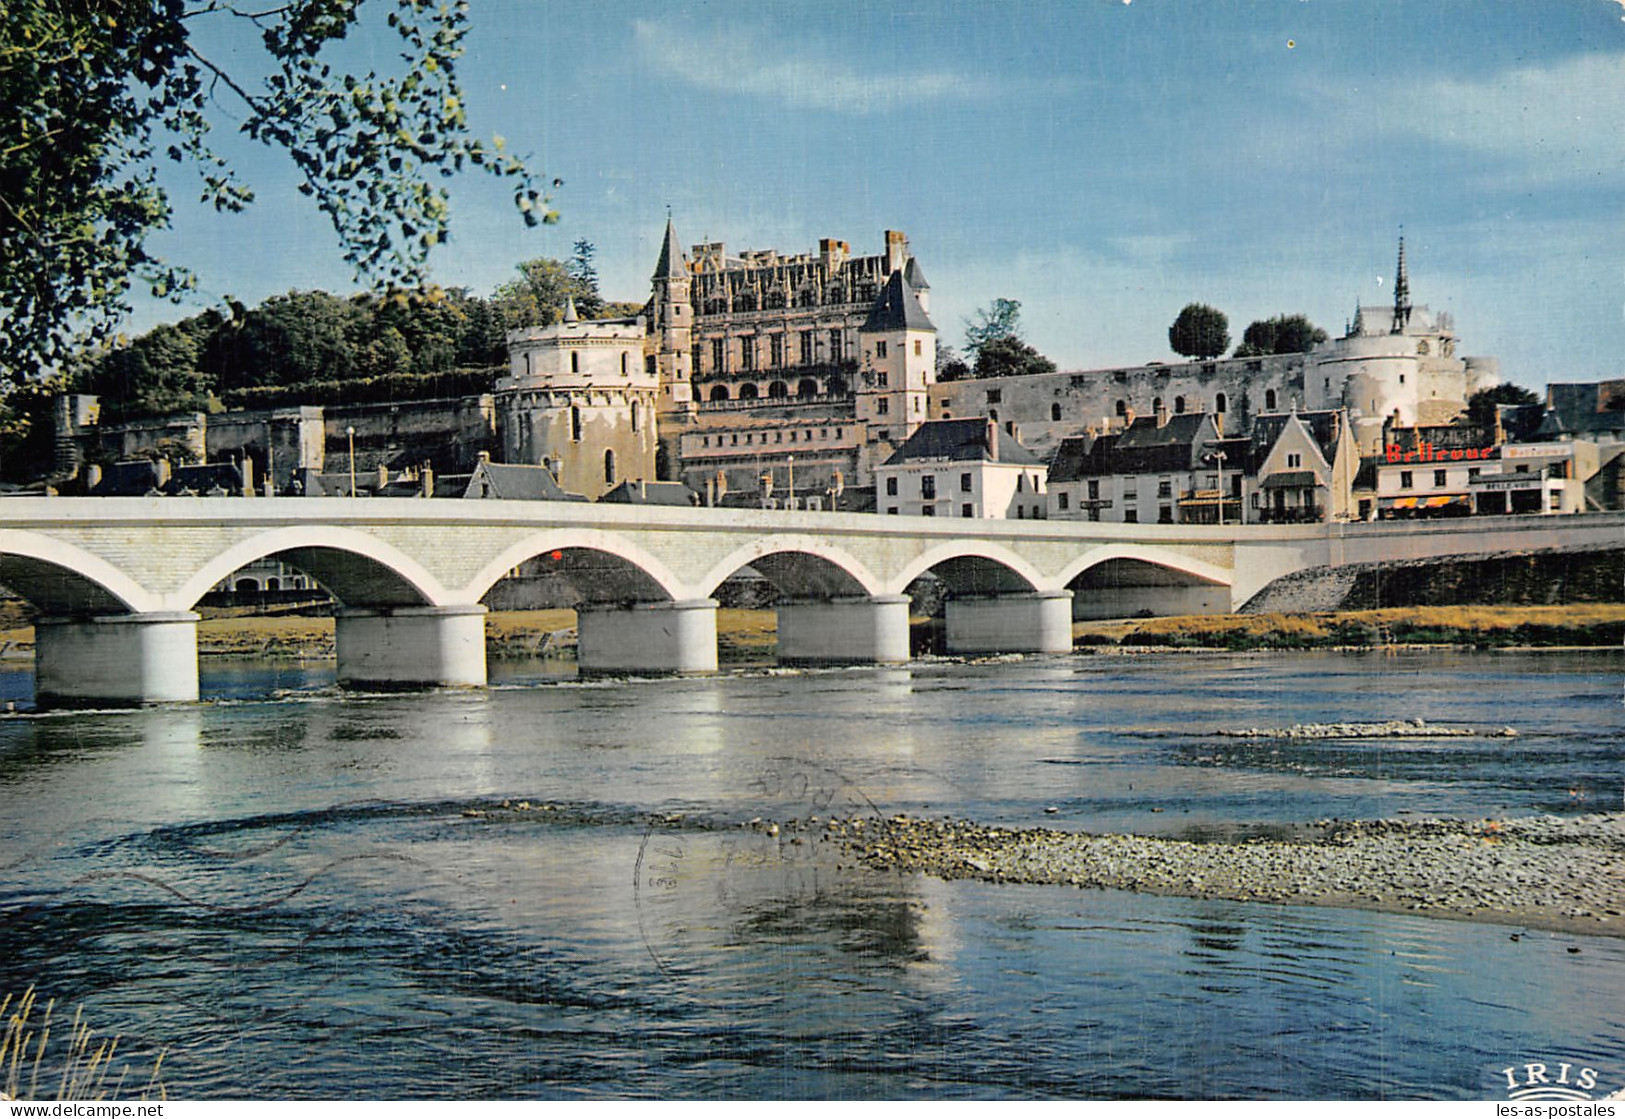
<box><xmin>653</xmin><ymin>217</ymin><xmax>686</xmax><ymax>280</ymax></box>
<box><xmin>1545</xmin><ymin>382</ymin><xmax>1625</xmax><ymax>438</ymax></box>
<box><xmin>89</xmin><ymin>460</ymin><xmax>164</xmax><ymax>496</ymax></box>
<box><xmin>1109</xmin><ymin>413</ymin><xmax>1221</xmax><ymax>473</ymax></box>
<box><xmin>904</xmin><ymin>256</ymin><xmax>930</xmax><ymax>292</ymax></box>
<box><xmin>861</xmin><ymin>270</ymin><xmax>935</xmax><ymax>334</ymax></box>
<box><xmin>881</xmin><ymin>418</ymin><xmax>1041</xmax><ymax>467</ymax></box>
<box><xmin>1249</xmin><ymin>410</ymin><xmax>1346</xmax><ymax>466</ymax></box>
<box><xmin>443</xmin><ymin>460</ymin><xmax>586</xmax><ymax>501</ymax></box>
<box><xmin>167</xmin><ymin>463</ymin><xmax>245</xmax><ymax>496</ymax></box>
<box><xmin>598</xmin><ymin>480</ymin><xmax>699</xmax><ymax>506</ymax></box>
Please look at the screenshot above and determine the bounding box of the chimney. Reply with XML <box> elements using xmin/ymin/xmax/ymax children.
<box><xmin>478</xmin><ymin>450</ymin><xmax>492</xmax><ymax>464</ymax></box>
<box><xmin>1214</xmin><ymin>412</ymin><xmax>1224</xmax><ymax>437</ymax></box>
<box><xmin>986</xmin><ymin>418</ymin><xmax>1000</xmax><ymax>460</ymax></box>
<box><xmin>1124</xmin><ymin>406</ymin><xmax>1137</xmax><ymax>426</ymax></box>
<box><xmin>153</xmin><ymin>457</ymin><xmax>171</xmax><ymax>489</ymax></box>
<box><xmin>884</xmin><ymin>230</ymin><xmax>908</xmax><ymax>275</ymax></box>
<box><xmin>421</xmin><ymin>461</ymin><xmax>435</xmax><ymax>498</ymax></box>
<box><xmin>85</xmin><ymin>463</ymin><xmax>102</xmax><ymax>491</ymax></box>
<box><xmin>1154</xmin><ymin>399</ymin><xmax>1169</xmax><ymax>428</ymax></box>
<box><xmin>714</xmin><ymin>469</ymin><xmax>728</xmax><ymax>498</ymax></box>
<box><xmin>375</xmin><ymin>464</ymin><xmax>389</xmax><ymax>490</ymax></box>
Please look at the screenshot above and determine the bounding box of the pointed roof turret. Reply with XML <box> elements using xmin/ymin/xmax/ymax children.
<box><xmin>562</xmin><ymin>296</ymin><xmax>579</xmax><ymax>323</ymax></box>
<box><xmin>861</xmin><ymin>270</ymin><xmax>935</xmax><ymax>333</ymax></box>
<box><xmin>1390</xmin><ymin>234</ymin><xmax>1412</xmax><ymax>334</ymax></box>
<box><xmin>653</xmin><ymin>216</ymin><xmax>686</xmax><ymax>280</ymax></box>
<box><xmin>903</xmin><ymin>256</ymin><xmax>930</xmax><ymax>293</ymax></box>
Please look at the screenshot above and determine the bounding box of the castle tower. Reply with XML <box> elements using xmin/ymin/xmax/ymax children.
<box><xmin>648</xmin><ymin>217</ymin><xmax>695</xmax><ymax>480</ymax></box>
<box><xmin>499</xmin><ymin>314</ymin><xmax>657</xmax><ymax>500</ymax></box>
<box><xmin>856</xmin><ymin>269</ymin><xmax>936</xmax><ymax>480</ymax></box>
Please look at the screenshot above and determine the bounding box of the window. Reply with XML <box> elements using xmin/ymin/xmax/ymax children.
<box><xmin>797</xmin><ymin>378</ymin><xmax>818</xmax><ymax>397</ymax></box>
<box><xmin>570</xmin><ymin>405</ymin><xmax>582</xmax><ymax>442</ymax></box>
<box><xmin>1265</xmin><ymin>389</ymin><xmax>1278</xmax><ymax>410</ymax></box>
<box><xmin>986</xmin><ymin>388</ymin><xmax>1003</xmax><ymax>404</ymax></box>
<box><xmin>876</xmin><ymin>398</ymin><xmax>890</xmax><ymax>415</ymax></box>
<box><xmin>570</xmin><ymin>351</ymin><xmax>580</xmax><ymax>374</ymax></box>
<box><xmin>1286</xmin><ymin>453</ymin><xmax>1301</xmax><ymax>468</ymax></box>
<box><xmin>738</xmin><ymin>383</ymin><xmax>759</xmax><ymax>400</ymax></box>
<box><xmin>800</xmin><ymin>332</ymin><xmax>815</xmax><ymax>364</ymax></box>
<box><xmin>1051</xmin><ymin>403</ymin><xmax>1062</xmax><ymax>421</ymax></box>
<box><xmin>1174</xmin><ymin>396</ymin><xmax>1186</xmax><ymax>414</ymax></box>
<box><xmin>1400</xmin><ymin>470</ymin><xmax>1413</xmax><ymax>488</ymax></box>
<box><xmin>921</xmin><ymin>475</ymin><xmax>936</xmax><ymax>499</ymax></box>
<box><xmin>631</xmin><ymin>401</ymin><xmax>640</xmax><ymax>433</ymax></box>
<box><xmin>876</xmin><ymin>341</ymin><xmax>888</xmax><ymax>359</ymax></box>
<box><xmin>828</xmin><ymin>330</ymin><xmax>843</xmax><ymax>360</ymax></box>
<box><xmin>914</xmin><ymin>340</ymin><xmax>923</xmax><ymax>356</ymax></box>
<box><xmin>768</xmin><ymin>380</ymin><xmax>788</xmax><ymax>398</ymax></box>
<box><xmin>621</xmin><ymin>352</ymin><xmax>629</xmax><ymax>376</ymax></box>
<box><xmin>1016</xmin><ymin>506</ymin><xmax>1025</xmax><ymax>519</ymax></box>
<box><xmin>1116</xmin><ymin>399</ymin><xmax>1127</xmax><ymax>416</ymax></box>
<box><xmin>770</xmin><ymin>334</ymin><xmax>785</xmax><ymax>367</ymax></box>
<box><xmin>1158</xmin><ymin>505</ymin><xmax>1173</xmax><ymax>523</ymax></box>
<box><xmin>774</xmin><ymin>431</ymin><xmax>782</xmax><ymax>443</ymax></box>
<box><xmin>1017</xmin><ymin>474</ymin><xmax>1025</xmax><ymax>493</ymax></box>
<box><xmin>877</xmin><ymin>371</ymin><xmax>889</xmax><ymax>387</ymax></box>
<box><xmin>1468</xmin><ymin>467</ymin><xmax>1481</xmax><ymax>479</ymax></box>
<box><xmin>702</xmin><ymin>436</ymin><xmax>709</xmax><ymax>448</ymax></box>
<box><xmin>914</xmin><ymin>396</ymin><xmax>921</xmax><ymax>414</ymax></box>
<box><xmin>1215</xmin><ymin>392</ymin><xmax>1227</xmax><ymax>413</ymax></box>
<box><xmin>1153</xmin><ymin>397</ymin><xmax>1163</xmax><ymax>412</ymax></box>
<box><xmin>740</xmin><ymin>336</ymin><xmax>755</xmax><ymax>371</ymax></box>
<box><xmin>709</xmin><ymin>385</ymin><xmax>730</xmax><ymax>402</ymax></box>
<box><xmin>887</xmin><ymin>507</ymin><xmax>898</xmax><ymax>515</ymax></box>
<box><xmin>1157</xmin><ymin>479</ymin><xmax>1171</xmax><ymax>499</ymax></box>
<box><xmin>1058</xmin><ymin>492</ymin><xmax>1070</xmax><ymax>510</ymax></box>
<box><xmin>1124</xmin><ymin>509</ymin><xmax>1138</xmax><ymax>524</ymax></box>
<box><xmin>989</xmin><ymin>408</ymin><xmax>998</xmax><ymax>422</ymax></box>
<box><xmin>960</xmin><ymin>472</ymin><xmax>973</xmax><ymax>492</ymax></box>
<box><xmin>1087</xmin><ymin>480</ymin><xmax>1099</xmax><ymax>500</ymax></box>
<box><xmin>1088</xmin><ymin>508</ymin><xmax>1100</xmax><ymax>522</ymax></box>
<box><xmin>886</xmin><ymin>477</ymin><xmax>898</xmax><ymax>496</ymax></box>
<box><xmin>921</xmin><ymin>506</ymin><xmax>936</xmax><ymax>517</ymax></box>
<box><xmin>711</xmin><ymin>338</ymin><xmax>725</xmax><ymax>373</ymax></box>
<box><xmin>962</xmin><ymin>503</ymin><xmax>973</xmax><ymax>517</ymax></box>
<box><xmin>603</xmin><ymin>449</ymin><xmax>616</xmax><ymax>485</ymax></box>
<box><xmin>1398</xmin><ymin>374</ymin><xmax>1406</xmax><ymax>385</ymax></box>
<box><xmin>1434</xmin><ymin>469</ymin><xmax>1447</xmax><ymax>487</ymax></box>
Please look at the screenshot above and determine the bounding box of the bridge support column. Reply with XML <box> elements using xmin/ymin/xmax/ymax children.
<box><xmin>34</xmin><ymin>612</ymin><xmax>200</xmax><ymax>707</ymax></box>
<box><xmin>334</xmin><ymin>605</ymin><xmax>487</xmax><ymax>689</ymax></box>
<box><xmin>945</xmin><ymin>590</ymin><xmax>1074</xmax><ymax>655</ymax></box>
<box><xmin>776</xmin><ymin>595</ymin><xmax>911</xmax><ymax>664</ymax></box>
<box><xmin>577</xmin><ymin>599</ymin><xmax>718</xmax><ymax>675</ymax></box>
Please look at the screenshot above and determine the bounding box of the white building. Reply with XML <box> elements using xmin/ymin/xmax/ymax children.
<box><xmin>875</xmin><ymin>418</ymin><xmax>1046</xmax><ymax>519</ymax></box>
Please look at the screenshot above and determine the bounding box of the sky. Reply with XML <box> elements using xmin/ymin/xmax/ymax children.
<box><xmin>133</xmin><ymin>0</ymin><xmax>1625</xmax><ymax>390</ymax></box>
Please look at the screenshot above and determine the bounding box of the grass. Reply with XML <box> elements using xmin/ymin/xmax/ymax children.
<box><xmin>0</xmin><ymin>988</ymin><xmax>165</xmax><ymax>1102</ymax></box>
<box><xmin>1079</xmin><ymin>603</ymin><xmax>1625</xmax><ymax>650</ymax></box>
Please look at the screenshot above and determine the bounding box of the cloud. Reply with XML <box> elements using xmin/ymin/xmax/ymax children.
<box><xmin>631</xmin><ymin>19</ymin><xmax>996</xmax><ymax>114</ymax></box>
<box><xmin>1375</xmin><ymin>51</ymin><xmax>1625</xmax><ymax>184</ymax></box>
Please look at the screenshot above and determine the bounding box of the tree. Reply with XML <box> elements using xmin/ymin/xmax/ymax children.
<box><xmin>567</xmin><ymin>240</ymin><xmax>605</xmax><ymax>319</ymax></box>
<box><xmin>964</xmin><ymin>298</ymin><xmax>1023</xmax><ymax>358</ymax></box>
<box><xmin>1168</xmin><ymin>304</ymin><xmax>1230</xmax><ymax>359</ymax></box>
<box><xmin>972</xmin><ymin>335</ymin><xmax>1056</xmax><ymax>380</ymax></box>
<box><xmin>935</xmin><ymin>342</ymin><xmax>971</xmax><ymax>382</ymax></box>
<box><xmin>1464</xmin><ymin>383</ymin><xmax>1540</xmax><ymax>430</ymax></box>
<box><xmin>0</xmin><ymin>1</ymin><xmax>554</xmax><ymax>389</ymax></box>
<box><xmin>1234</xmin><ymin>314</ymin><xmax>1328</xmax><ymax>357</ymax></box>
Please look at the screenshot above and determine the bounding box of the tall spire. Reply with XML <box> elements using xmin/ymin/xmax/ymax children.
<box><xmin>1390</xmin><ymin>233</ymin><xmax>1411</xmax><ymax>334</ymax></box>
<box><xmin>653</xmin><ymin>216</ymin><xmax>685</xmax><ymax>280</ymax></box>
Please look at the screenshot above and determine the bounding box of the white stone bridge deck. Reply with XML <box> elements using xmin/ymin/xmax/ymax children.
<box><xmin>2</xmin><ymin>498</ymin><xmax>1618</xmax><ymax>705</ymax></box>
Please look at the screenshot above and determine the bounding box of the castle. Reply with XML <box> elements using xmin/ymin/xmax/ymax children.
<box><xmin>51</xmin><ymin>229</ymin><xmax>1502</xmax><ymax>502</ymax></box>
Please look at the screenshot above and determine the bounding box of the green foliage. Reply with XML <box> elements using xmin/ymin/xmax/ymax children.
<box><xmin>1464</xmin><ymin>383</ymin><xmax>1540</xmax><ymax>429</ymax></box>
<box><xmin>1233</xmin><ymin>314</ymin><xmax>1328</xmax><ymax>357</ymax></box>
<box><xmin>0</xmin><ymin>1</ymin><xmax>552</xmax><ymax>388</ymax></box>
<box><xmin>1168</xmin><ymin>303</ymin><xmax>1230</xmax><ymax>359</ymax></box>
<box><xmin>0</xmin><ymin>375</ymin><xmax>67</xmax><ymax>482</ymax></box>
<box><xmin>492</xmin><ymin>251</ymin><xmax>615</xmax><ymax>328</ymax></box>
<box><xmin>964</xmin><ymin>297</ymin><xmax>1023</xmax><ymax>357</ymax></box>
<box><xmin>973</xmin><ymin>335</ymin><xmax>1057</xmax><ymax>379</ymax></box>
<box><xmin>218</xmin><ymin>367</ymin><xmax>494</xmax><ymax>409</ymax></box>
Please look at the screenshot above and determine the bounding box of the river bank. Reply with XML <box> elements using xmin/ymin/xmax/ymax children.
<box><xmin>1</xmin><ymin>603</ymin><xmax>1619</xmax><ymax>661</ymax></box>
<box><xmin>803</xmin><ymin>811</ymin><xmax>1625</xmax><ymax>940</ymax></box>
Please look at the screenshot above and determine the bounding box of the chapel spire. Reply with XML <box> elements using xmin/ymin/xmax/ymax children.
<box><xmin>1391</xmin><ymin>234</ymin><xmax>1412</xmax><ymax>334</ymax></box>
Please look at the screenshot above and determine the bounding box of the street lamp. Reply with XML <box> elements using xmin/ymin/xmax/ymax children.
<box><xmin>346</xmin><ymin>426</ymin><xmax>356</xmax><ymax>497</ymax></box>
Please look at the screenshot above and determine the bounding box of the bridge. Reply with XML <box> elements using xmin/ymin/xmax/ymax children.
<box><xmin>2</xmin><ymin>498</ymin><xmax>1619</xmax><ymax>705</ymax></box>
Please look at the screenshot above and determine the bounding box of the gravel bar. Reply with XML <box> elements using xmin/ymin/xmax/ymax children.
<box><xmin>801</xmin><ymin>811</ymin><xmax>1625</xmax><ymax>938</ymax></box>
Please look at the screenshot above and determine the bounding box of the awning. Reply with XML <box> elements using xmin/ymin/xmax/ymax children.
<box><xmin>1387</xmin><ymin>495</ymin><xmax>1469</xmax><ymax>509</ymax></box>
<box><xmin>1261</xmin><ymin>470</ymin><xmax>1320</xmax><ymax>490</ymax></box>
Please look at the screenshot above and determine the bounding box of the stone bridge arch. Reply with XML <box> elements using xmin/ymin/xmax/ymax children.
<box><xmin>171</xmin><ymin>525</ymin><xmax>451</xmax><ymax>611</ymax></box>
<box><xmin>888</xmin><ymin>540</ymin><xmax>1045</xmax><ymax>597</ymax></box>
<box><xmin>1057</xmin><ymin>545</ymin><xmax>1234</xmax><ymax>621</ymax></box>
<box><xmin>460</xmin><ymin>529</ymin><xmax>686</xmax><ymax>606</ymax></box>
<box><xmin>695</xmin><ymin>535</ymin><xmax>885</xmax><ymax>601</ymax></box>
<box><xmin>889</xmin><ymin>541</ymin><xmax>1067</xmax><ymax>655</ymax></box>
<box><xmin>0</xmin><ymin>531</ymin><xmax>162</xmax><ymax>615</ymax></box>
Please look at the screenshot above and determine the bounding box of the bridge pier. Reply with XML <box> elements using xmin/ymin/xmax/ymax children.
<box><xmin>776</xmin><ymin>595</ymin><xmax>911</xmax><ymax>664</ymax></box>
<box><xmin>577</xmin><ymin>599</ymin><xmax>718</xmax><ymax>675</ymax></box>
<box><xmin>34</xmin><ymin>611</ymin><xmax>200</xmax><ymax>707</ymax></box>
<box><xmin>333</xmin><ymin>605</ymin><xmax>488</xmax><ymax>689</ymax></box>
<box><xmin>945</xmin><ymin>590</ymin><xmax>1074</xmax><ymax>655</ymax></box>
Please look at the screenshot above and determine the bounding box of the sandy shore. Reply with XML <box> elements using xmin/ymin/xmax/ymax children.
<box><xmin>792</xmin><ymin>811</ymin><xmax>1625</xmax><ymax>939</ymax></box>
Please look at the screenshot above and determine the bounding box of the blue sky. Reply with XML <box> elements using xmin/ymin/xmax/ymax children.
<box><xmin>138</xmin><ymin>0</ymin><xmax>1625</xmax><ymax>389</ymax></box>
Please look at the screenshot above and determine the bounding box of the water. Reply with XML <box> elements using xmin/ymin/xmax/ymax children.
<box><xmin>0</xmin><ymin>650</ymin><xmax>1621</xmax><ymax>1099</ymax></box>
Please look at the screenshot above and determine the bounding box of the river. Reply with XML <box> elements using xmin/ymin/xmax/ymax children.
<box><xmin>0</xmin><ymin>650</ymin><xmax>1621</xmax><ymax>1099</ymax></box>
